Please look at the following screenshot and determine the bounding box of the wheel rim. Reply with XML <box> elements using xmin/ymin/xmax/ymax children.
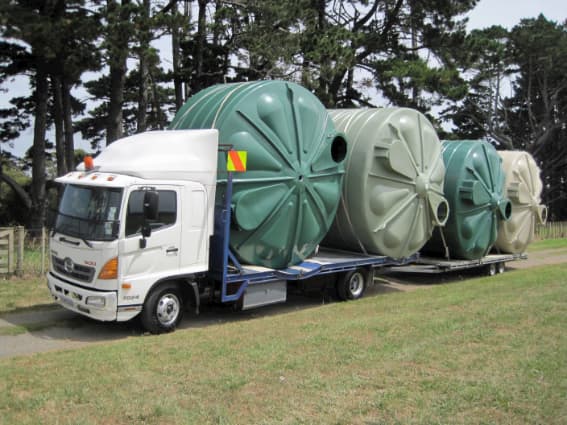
<box><xmin>156</xmin><ymin>293</ymin><xmax>181</xmax><ymax>327</ymax></box>
<box><xmin>488</xmin><ymin>264</ymin><xmax>496</xmax><ymax>276</ymax></box>
<box><xmin>348</xmin><ymin>272</ymin><xmax>365</xmax><ymax>297</ymax></box>
<box><xmin>498</xmin><ymin>263</ymin><xmax>505</xmax><ymax>274</ymax></box>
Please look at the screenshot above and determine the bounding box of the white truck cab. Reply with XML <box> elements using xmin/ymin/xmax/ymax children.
<box><xmin>47</xmin><ymin>130</ymin><xmax>219</xmax><ymax>331</ymax></box>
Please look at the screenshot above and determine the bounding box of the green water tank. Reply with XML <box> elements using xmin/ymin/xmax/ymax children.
<box><xmin>170</xmin><ymin>80</ymin><xmax>347</xmax><ymax>268</ymax></box>
<box><xmin>494</xmin><ymin>151</ymin><xmax>547</xmax><ymax>254</ymax></box>
<box><xmin>424</xmin><ymin>140</ymin><xmax>512</xmax><ymax>260</ymax></box>
<box><xmin>322</xmin><ymin>108</ymin><xmax>449</xmax><ymax>259</ymax></box>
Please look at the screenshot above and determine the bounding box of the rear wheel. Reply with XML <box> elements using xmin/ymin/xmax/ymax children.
<box><xmin>497</xmin><ymin>262</ymin><xmax>506</xmax><ymax>274</ymax></box>
<box><xmin>141</xmin><ymin>283</ymin><xmax>184</xmax><ymax>334</ymax></box>
<box><xmin>487</xmin><ymin>263</ymin><xmax>497</xmax><ymax>277</ymax></box>
<box><xmin>336</xmin><ymin>269</ymin><xmax>368</xmax><ymax>301</ymax></box>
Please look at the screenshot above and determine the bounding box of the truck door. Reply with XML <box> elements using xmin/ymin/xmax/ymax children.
<box><xmin>119</xmin><ymin>186</ymin><xmax>182</xmax><ymax>287</ymax></box>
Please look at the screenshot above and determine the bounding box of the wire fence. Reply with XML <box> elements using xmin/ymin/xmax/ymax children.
<box><xmin>535</xmin><ymin>221</ymin><xmax>567</xmax><ymax>240</ymax></box>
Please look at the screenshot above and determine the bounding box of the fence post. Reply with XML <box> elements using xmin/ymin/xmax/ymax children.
<box><xmin>16</xmin><ymin>226</ymin><xmax>24</xmax><ymax>276</ymax></box>
<box><xmin>41</xmin><ymin>227</ymin><xmax>46</xmax><ymax>276</ymax></box>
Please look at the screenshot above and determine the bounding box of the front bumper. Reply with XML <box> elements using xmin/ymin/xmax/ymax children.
<box><xmin>47</xmin><ymin>272</ymin><xmax>118</xmax><ymax>322</ymax></box>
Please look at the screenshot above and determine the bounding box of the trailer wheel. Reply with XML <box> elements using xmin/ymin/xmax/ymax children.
<box><xmin>337</xmin><ymin>269</ymin><xmax>368</xmax><ymax>301</ymax></box>
<box><xmin>497</xmin><ymin>262</ymin><xmax>506</xmax><ymax>274</ymax></box>
<box><xmin>487</xmin><ymin>263</ymin><xmax>497</xmax><ymax>277</ymax></box>
<box><xmin>141</xmin><ymin>283</ymin><xmax>184</xmax><ymax>334</ymax></box>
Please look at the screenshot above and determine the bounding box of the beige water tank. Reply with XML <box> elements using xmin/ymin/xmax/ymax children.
<box><xmin>494</xmin><ymin>151</ymin><xmax>547</xmax><ymax>254</ymax></box>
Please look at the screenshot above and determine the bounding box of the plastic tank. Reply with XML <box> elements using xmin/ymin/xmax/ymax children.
<box><xmin>494</xmin><ymin>151</ymin><xmax>547</xmax><ymax>254</ymax></box>
<box><xmin>170</xmin><ymin>80</ymin><xmax>347</xmax><ymax>269</ymax></box>
<box><xmin>423</xmin><ymin>140</ymin><xmax>512</xmax><ymax>260</ymax></box>
<box><xmin>322</xmin><ymin>108</ymin><xmax>449</xmax><ymax>259</ymax></box>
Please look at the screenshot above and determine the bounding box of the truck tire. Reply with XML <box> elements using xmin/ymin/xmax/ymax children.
<box><xmin>336</xmin><ymin>269</ymin><xmax>368</xmax><ymax>301</ymax></box>
<box><xmin>487</xmin><ymin>263</ymin><xmax>497</xmax><ymax>276</ymax></box>
<box><xmin>141</xmin><ymin>283</ymin><xmax>184</xmax><ymax>334</ymax></box>
<box><xmin>497</xmin><ymin>262</ymin><xmax>506</xmax><ymax>274</ymax></box>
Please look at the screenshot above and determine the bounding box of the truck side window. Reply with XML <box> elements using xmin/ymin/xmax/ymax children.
<box><xmin>125</xmin><ymin>190</ymin><xmax>177</xmax><ymax>237</ymax></box>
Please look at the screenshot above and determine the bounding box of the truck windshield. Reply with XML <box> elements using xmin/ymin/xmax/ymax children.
<box><xmin>54</xmin><ymin>184</ymin><xmax>123</xmax><ymax>241</ymax></box>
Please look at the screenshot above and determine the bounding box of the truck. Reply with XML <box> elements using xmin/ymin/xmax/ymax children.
<box><xmin>47</xmin><ymin>129</ymin><xmax>414</xmax><ymax>333</ymax></box>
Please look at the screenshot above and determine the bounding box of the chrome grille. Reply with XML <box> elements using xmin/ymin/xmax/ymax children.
<box><xmin>52</xmin><ymin>256</ymin><xmax>96</xmax><ymax>283</ymax></box>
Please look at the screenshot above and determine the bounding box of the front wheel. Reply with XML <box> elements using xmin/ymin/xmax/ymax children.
<box><xmin>141</xmin><ymin>283</ymin><xmax>184</xmax><ymax>334</ymax></box>
<box><xmin>336</xmin><ymin>269</ymin><xmax>369</xmax><ymax>301</ymax></box>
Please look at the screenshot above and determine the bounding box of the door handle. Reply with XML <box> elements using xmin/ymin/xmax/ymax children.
<box><xmin>166</xmin><ymin>247</ymin><xmax>179</xmax><ymax>254</ymax></box>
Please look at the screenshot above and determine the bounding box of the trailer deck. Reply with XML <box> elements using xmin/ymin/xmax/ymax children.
<box><xmin>388</xmin><ymin>253</ymin><xmax>526</xmax><ymax>274</ymax></box>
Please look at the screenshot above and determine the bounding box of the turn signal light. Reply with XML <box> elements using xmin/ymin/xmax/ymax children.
<box><xmin>84</xmin><ymin>156</ymin><xmax>94</xmax><ymax>171</ymax></box>
<box><xmin>98</xmin><ymin>257</ymin><xmax>118</xmax><ymax>280</ymax></box>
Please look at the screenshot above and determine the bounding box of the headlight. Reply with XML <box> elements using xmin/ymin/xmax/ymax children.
<box><xmin>86</xmin><ymin>296</ymin><xmax>106</xmax><ymax>307</ymax></box>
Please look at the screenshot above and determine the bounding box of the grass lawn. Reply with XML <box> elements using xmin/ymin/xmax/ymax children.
<box><xmin>529</xmin><ymin>238</ymin><xmax>567</xmax><ymax>251</ymax></box>
<box><xmin>1</xmin><ymin>263</ymin><xmax>566</xmax><ymax>424</ymax></box>
<box><xmin>0</xmin><ymin>276</ymin><xmax>54</xmax><ymax>315</ymax></box>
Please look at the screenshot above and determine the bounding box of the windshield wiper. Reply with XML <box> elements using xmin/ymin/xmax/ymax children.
<box><xmin>58</xmin><ymin>235</ymin><xmax>93</xmax><ymax>248</ymax></box>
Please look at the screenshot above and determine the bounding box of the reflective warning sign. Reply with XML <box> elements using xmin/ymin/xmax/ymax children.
<box><xmin>227</xmin><ymin>150</ymin><xmax>247</xmax><ymax>172</ymax></box>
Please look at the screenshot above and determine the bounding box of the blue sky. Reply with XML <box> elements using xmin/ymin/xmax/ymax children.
<box><xmin>1</xmin><ymin>0</ymin><xmax>565</xmax><ymax>158</ymax></box>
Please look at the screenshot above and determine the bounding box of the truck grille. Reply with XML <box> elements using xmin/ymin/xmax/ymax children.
<box><xmin>52</xmin><ymin>256</ymin><xmax>96</xmax><ymax>283</ymax></box>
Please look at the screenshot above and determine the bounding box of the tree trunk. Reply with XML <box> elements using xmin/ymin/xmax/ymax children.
<box><xmin>192</xmin><ymin>0</ymin><xmax>207</xmax><ymax>94</ymax></box>
<box><xmin>171</xmin><ymin>2</ymin><xmax>184</xmax><ymax>111</ymax></box>
<box><xmin>106</xmin><ymin>0</ymin><xmax>131</xmax><ymax>145</ymax></box>
<box><xmin>62</xmin><ymin>79</ymin><xmax>75</xmax><ymax>170</ymax></box>
<box><xmin>52</xmin><ymin>73</ymin><xmax>67</xmax><ymax>176</ymax></box>
<box><xmin>136</xmin><ymin>0</ymin><xmax>150</xmax><ymax>133</ymax></box>
<box><xmin>31</xmin><ymin>65</ymin><xmax>49</xmax><ymax>229</ymax></box>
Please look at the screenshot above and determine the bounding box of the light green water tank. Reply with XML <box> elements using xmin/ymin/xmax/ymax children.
<box><xmin>494</xmin><ymin>150</ymin><xmax>547</xmax><ymax>254</ymax></box>
<box><xmin>424</xmin><ymin>140</ymin><xmax>512</xmax><ymax>260</ymax></box>
<box><xmin>322</xmin><ymin>108</ymin><xmax>449</xmax><ymax>259</ymax></box>
<box><xmin>170</xmin><ymin>80</ymin><xmax>347</xmax><ymax>268</ymax></box>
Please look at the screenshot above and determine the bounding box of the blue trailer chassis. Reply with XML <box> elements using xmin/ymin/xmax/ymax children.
<box><xmin>209</xmin><ymin>172</ymin><xmax>416</xmax><ymax>304</ymax></box>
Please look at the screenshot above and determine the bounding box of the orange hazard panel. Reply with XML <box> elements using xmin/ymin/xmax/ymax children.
<box><xmin>227</xmin><ymin>150</ymin><xmax>247</xmax><ymax>172</ymax></box>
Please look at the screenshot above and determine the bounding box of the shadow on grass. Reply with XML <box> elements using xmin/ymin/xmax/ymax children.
<box><xmin>0</xmin><ymin>303</ymin><xmax>60</xmax><ymax>317</ymax></box>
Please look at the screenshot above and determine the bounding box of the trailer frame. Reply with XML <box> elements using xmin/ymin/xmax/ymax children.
<box><xmin>209</xmin><ymin>171</ymin><xmax>416</xmax><ymax>305</ymax></box>
<box><xmin>388</xmin><ymin>253</ymin><xmax>527</xmax><ymax>275</ymax></box>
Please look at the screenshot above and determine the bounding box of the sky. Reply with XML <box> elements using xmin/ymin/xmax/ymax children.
<box><xmin>1</xmin><ymin>0</ymin><xmax>565</xmax><ymax>158</ymax></box>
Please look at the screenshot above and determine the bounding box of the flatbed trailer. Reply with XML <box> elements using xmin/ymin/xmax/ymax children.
<box><xmin>209</xmin><ymin>173</ymin><xmax>417</xmax><ymax>309</ymax></box>
<box><xmin>388</xmin><ymin>253</ymin><xmax>526</xmax><ymax>276</ymax></box>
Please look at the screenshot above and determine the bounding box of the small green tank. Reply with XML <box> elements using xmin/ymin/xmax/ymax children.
<box><xmin>322</xmin><ymin>108</ymin><xmax>449</xmax><ymax>259</ymax></box>
<box><xmin>424</xmin><ymin>140</ymin><xmax>511</xmax><ymax>260</ymax></box>
<box><xmin>170</xmin><ymin>81</ymin><xmax>347</xmax><ymax>268</ymax></box>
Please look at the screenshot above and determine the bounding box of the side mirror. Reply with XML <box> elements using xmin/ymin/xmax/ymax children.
<box><xmin>143</xmin><ymin>191</ymin><xmax>159</xmax><ymax>221</ymax></box>
<box><xmin>141</xmin><ymin>223</ymin><xmax>152</xmax><ymax>238</ymax></box>
<box><xmin>140</xmin><ymin>191</ymin><xmax>159</xmax><ymax>249</ymax></box>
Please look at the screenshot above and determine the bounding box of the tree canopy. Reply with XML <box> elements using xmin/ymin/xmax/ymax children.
<box><xmin>1</xmin><ymin>1</ymin><xmax>566</xmax><ymax>224</ymax></box>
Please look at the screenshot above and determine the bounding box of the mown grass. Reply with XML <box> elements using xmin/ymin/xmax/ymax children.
<box><xmin>0</xmin><ymin>246</ymin><xmax>54</xmax><ymax>315</ymax></box>
<box><xmin>529</xmin><ymin>238</ymin><xmax>567</xmax><ymax>251</ymax></box>
<box><xmin>0</xmin><ymin>276</ymin><xmax>54</xmax><ymax>315</ymax></box>
<box><xmin>1</xmin><ymin>264</ymin><xmax>566</xmax><ymax>424</ymax></box>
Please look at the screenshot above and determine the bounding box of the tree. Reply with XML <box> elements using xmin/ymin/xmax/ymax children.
<box><xmin>506</xmin><ymin>16</ymin><xmax>567</xmax><ymax>220</ymax></box>
<box><xmin>447</xmin><ymin>16</ymin><xmax>567</xmax><ymax>220</ymax></box>
<box><xmin>443</xmin><ymin>25</ymin><xmax>513</xmax><ymax>144</ymax></box>
<box><xmin>106</xmin><ymin>0</ymin><xmax>134</xmax><ymax>144</ymax></box>
<box><xmin>0</xmin><ymin>152</ymin><xmax>31</xmax><ymax>225</ymax></box>
<box><xmin>293</xmin><ymin>0</ymin><xmax>476</xmax><ymax>110</ymax></box>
